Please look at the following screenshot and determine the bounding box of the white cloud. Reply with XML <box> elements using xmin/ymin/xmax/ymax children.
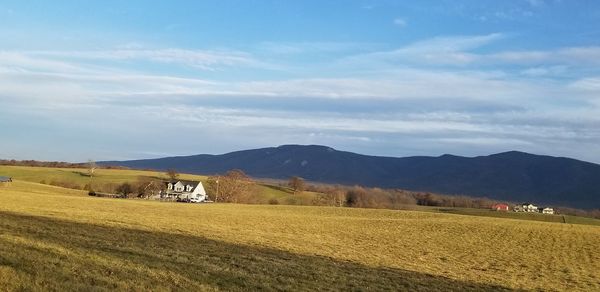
<box><xmin>393</xmin><ymin>18</ymin><xmax>407</xmax><ymax>27</ymax></box>
<box><xmin>569</xmin><ymin>77</ymin><xmax>600</xmax><ymax>92</ymax></box>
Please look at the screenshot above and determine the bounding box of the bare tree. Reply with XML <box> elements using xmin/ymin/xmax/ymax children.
<box><xmin>136</xmin><ymin>177</ymin><xmax>163</xmax><ymax>199</ymax></box>
<box><xmin>324</xmin><ymin>186</ymin><xmax>346</xmax><ymax>207</ymax></box>
<box><xmin>206</xmin><ymin>169</ymin><xmax>255</xmax><ymax>203</ymax></box>
<box><xmin>166</xmin><ymin>169</ymin><xmax>179</xmax><ymax>181</ymax></box>
<box><xmin>87</xmin><ymin>159</ymin><xmax>97</xmax><ymax>178</ymax></box>
<box><xmin>288</xmin><ymin>176</ymin><xmax>305</xmax><ymax>195</ymax></box>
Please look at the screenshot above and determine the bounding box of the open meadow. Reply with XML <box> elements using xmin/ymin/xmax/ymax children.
<box><xmin>0</xmin><ymin>179</ymin><xmax>599</xmax><ymax>291</ymax></box>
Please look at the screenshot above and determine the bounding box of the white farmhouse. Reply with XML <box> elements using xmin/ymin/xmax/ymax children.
<box><xmin>162</xmin><ymin>180</ymin><xmax>207</xmax><ymax>202</ymax></box>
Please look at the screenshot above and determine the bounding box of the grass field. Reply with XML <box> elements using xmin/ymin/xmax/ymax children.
<box><xmin>0</xmin><ymin>165</ymin><xmax>321</xmax><ymax>205</ymax></box>
<box><xmin>1</xmin><ymin>180</ymin><xmax>599</xmax><ymax>291</ymax></box>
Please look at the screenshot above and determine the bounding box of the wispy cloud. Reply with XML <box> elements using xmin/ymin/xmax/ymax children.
<box><xmin>500</xmin><ymin>46</ymin><xmax>600</xmax><ymax>65</ymax></box>
<box><xmin>255</xmin><ymin>41</ymin><xmax>381</xmax><ymax>56</ymax></box>
<box><xmin>342</xmin><ymin>33</ymin><xmax>504</xmax><ymax>66</ymax></box>
<box><xmin>24</xmin><ymin>48</ymin><xmax>267</xmax><ymax>71</ymax></box>
<box><xmin>340</xmin><ymin>34</ymin><xmax>600</xmax><ymax>73</ymax></box>
<box><xmin>393</xmin><ymin>18</ymin><xmax>407</xmax><ymax>27</ymax></box>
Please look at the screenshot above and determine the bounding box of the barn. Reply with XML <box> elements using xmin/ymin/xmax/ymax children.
<box><xmin>491</xmin><ymin>203</ymin><xmax>509</xmax><ymax>211</ymax></box>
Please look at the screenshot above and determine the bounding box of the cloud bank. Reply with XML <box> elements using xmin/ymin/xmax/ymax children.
<box><xmin>1</xmin><ymin>34</ymin><xmax>599</xmax><ymax>163</ymax></box>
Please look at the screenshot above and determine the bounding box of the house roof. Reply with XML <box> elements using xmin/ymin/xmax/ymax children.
<box><xmin>165</xmin><ymin>180</ymin><xmax>201</xmax><ymax>187</ymax></box>
<box><xmin>0</xmin><ymin>176</ymin><xmax>12</xmax><ymax>182</ymax></box>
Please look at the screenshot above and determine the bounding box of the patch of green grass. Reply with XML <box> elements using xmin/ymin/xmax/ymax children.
<box><xmin>1</xmin><ymin>181</ymin><xmax>599</xmax><ymax>291</ymax></box>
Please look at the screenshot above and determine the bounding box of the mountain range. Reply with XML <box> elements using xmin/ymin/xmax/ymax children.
<box><xmin>100</xmin><ymin>145</ymin><xmax>600</xmax><ymax>209</ymax></box>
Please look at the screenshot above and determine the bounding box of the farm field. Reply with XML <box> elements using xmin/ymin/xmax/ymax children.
<box><xmin>0</xmin><ymin>180</ymin><xmax>599</xmax><ymax>291</ymax></box>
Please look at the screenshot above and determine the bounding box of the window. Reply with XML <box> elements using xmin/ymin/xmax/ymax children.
<box><xmin>168</xmin><ymin>183</ymin><xmax>173</xmax><ymax>190</ymax></box>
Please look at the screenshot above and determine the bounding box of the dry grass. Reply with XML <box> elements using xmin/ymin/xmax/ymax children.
<box><xmin>1</xmin><ymin>180</ymin><xmax>599</xmax><ymax>291</ymax></box>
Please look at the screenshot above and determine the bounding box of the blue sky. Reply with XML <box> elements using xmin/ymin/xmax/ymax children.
<box><xmin>1</xmin><ymin>0</ymin><xmax>600</xmax><ymax>163</ymax></box>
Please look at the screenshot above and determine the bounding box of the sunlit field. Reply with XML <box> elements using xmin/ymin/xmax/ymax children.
<box><xmin>0</xmin><ymin>165</ymin><xmax>321</xmax><ymax>205</ymax></box>
<box><xmin>1</xmin><ymin>180</ymin><xmax>599</xmax><ymax>291</ymax></box>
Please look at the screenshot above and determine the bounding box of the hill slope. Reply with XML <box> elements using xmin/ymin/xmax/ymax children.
<box><xmin>100</xmin><ymin>145</ymin><xmax>600</xmax><ymax>208</ymax></box>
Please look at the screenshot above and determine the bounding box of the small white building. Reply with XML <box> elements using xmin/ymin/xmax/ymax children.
<box><xmin>162</xmin><ymin>180</ymin><xmax>207</xmax><ymax>202</ymax></box>
<box><xmin>542</xmin><ymin>207</ymin><xmax>554</xmax><ymax>215</ymax></box>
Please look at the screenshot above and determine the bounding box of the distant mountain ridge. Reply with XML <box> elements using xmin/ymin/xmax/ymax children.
<box><xmin>100</xmin><ymin>145</ymin><xmax>600</xmax><ymax>209</ymax></box>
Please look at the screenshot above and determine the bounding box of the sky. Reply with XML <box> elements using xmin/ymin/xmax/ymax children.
<box><xmin>1</xmin><ymin>0</ymin><xmax>600</xmax><ymax>163</ymax></box>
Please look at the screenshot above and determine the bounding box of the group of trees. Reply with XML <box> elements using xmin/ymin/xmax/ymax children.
<box><xmin>306</xmin><ymin>184</ymin><xmax>510</xmax><ymax>210</ymax></box>
<box><xmin>308</xmin><ymin>185</ymin><xmax>416</xmax><ymax>209</ymax></box>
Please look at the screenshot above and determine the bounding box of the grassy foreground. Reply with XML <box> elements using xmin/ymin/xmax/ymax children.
<box><xmin>1</xmin><ymin>181</ymin><xmax>599</xmax><ymax>291</ymax></box>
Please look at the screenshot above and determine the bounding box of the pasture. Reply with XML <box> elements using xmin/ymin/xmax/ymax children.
<box><xmin>0</xmin><ymin>180</ymin><xmax>599</xmax><ymax>291</ymax></box>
